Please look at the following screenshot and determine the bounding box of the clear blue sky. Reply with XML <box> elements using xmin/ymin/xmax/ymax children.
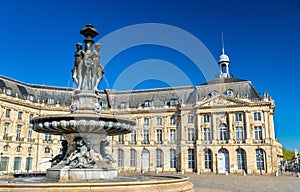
<box><xmin>0</xmin><ymin>0</ymin><xmax>299</xmax><ymax>151</ymax></box>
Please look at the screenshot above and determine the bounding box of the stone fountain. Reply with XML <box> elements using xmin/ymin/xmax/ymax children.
<box><xmin>0</xmin><ymin>23</ymin><xmax>194</xmax><ymax>191</ymax></box>
<box><xmin>31</xmin><ymin>23</ymin><xmax>134</xmax><ymax>181</ymax></box>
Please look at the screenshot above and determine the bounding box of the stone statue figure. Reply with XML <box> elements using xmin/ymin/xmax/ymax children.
<box><xmin>66</xmin><ymin>137</ymin><xmax>95</xmax><ymax>168</ymax></box>
<box><xmin>72</xmin><ymin>42</ymin><xmax>104</xmax><ymax>91</ymax></box>
<box><xmin>49</xmin><ymin>140</ymin><xmax>68</xmax><ymax>167</ymax></box>
<box><xmin>92</xmin><ymin>43</ymin><xmax>104</xmax><ymax>91</ymax></box>
<box><xmin>72</xmin><ymin>43</ymin><xmax>85</xmax><ymax>90</ymax></box>
<box><xmin>100</xmin><ymin>138</ymin><xmax>116</xmax><ymax>164</ymax></box>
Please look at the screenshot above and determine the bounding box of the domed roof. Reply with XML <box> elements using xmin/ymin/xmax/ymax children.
<box><xmin>218</xmin><ymin>53</ymin><xmax>230</xmax><ymax>63</ymax></box>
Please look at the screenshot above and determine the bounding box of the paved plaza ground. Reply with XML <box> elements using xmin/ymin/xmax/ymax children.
<box><xmin>184</xmin><ymin>173</ymin><xmax>300</xmax><ymax>192</ymax></box>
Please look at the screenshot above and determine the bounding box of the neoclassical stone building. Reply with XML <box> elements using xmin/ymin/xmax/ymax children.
<box><xmin>0</xmin><ymin>50</ymin><xmax>282</xmax><ymax>175</ymax></box>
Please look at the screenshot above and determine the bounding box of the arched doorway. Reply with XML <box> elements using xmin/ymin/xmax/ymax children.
<box><xmin>141</xmin><ymin>148</ymin><xmax>150</xmax><ymax>172</ymax></box>
<box><xmin>218</xmin><ymin>148</ymin><xmax>230</xmax><ymax>174</ymax></box>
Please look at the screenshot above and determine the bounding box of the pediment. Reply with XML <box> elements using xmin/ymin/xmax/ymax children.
<box><xmin>197</xmin><ymin>95</ymin><xmax>249</xmax><ymax>107</ymax></box>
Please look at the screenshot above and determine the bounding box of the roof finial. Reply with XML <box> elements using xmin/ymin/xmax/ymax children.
<box><xmin>222</xmin><ymin>32</ymin><xmax>225</xmax><ymax>55</ymax></box>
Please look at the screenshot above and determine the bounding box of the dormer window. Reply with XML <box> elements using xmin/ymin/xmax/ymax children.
<box><xmin>225</xmin><ymin>89</ymin><xmax>233</xmax><ymax>97</ymax></box>
<box><xmin>101</xmin><ymin>102</ymin><xmax>107</xmax><ymax>109</ymax></box>
<box><xmin>120</xmin><ymin>102</ymin><xmax>126</xmax><ymax>109</ymax></box>
<box><xmin>47</xmin><ymin>98</ymin><xmax>55</xmax><ymax>105</ymax></box>
<box><xmin>29</xmin><ymin>94</ymin><xmax>34</xmax><ymax>101</ymax></box>
<box><xmin>209</xmin><ymin>91</ymin><xmax>217</xmax><ymax>97</ymax></box>
<box><xmin>169</xmin><ymin>98</ymin><xmax>177</xmax><ymax>106</ymax></box>
<box><xmin>6</xmin><ymin>88</ymin><xmax>12</xmax><ymax>95</ymax></box>
<box><xmin>254</xmin><ymin>112</ymin><xmax>261</xmax><ymax>121</ymax></box>
<box><xmin>144</xmin><ymin>100</ymin><xmax>151</xmax><ymax>107</ymax></box>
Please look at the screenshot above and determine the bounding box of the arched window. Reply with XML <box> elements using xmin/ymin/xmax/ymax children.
<box><xmin>256</xmin><ymin>149</ymin><xmax>265</xmax><ymax>171</ymax></box>
<box><xmin>16</xmin><ymin>146</ymin><xmax>22</xmax><ymax>152</ymax></box>
<box><xmin>3</xmin><ymin>145</ymin><xmax>9</xmax><ymax>152</ymax></box>
<box><xmin>236</xmin><ymin>148</ymin><xmax>246</xmax><ymax>170</ymax></box>
<box><xmin>204</xmin><ymin>148</ymin><xmax>212</xmax><ymax>170</ymax></box>
<box><xmin>156</xmin><ymin>149</ymin><xmax>163</xmax><ymax>168</ymax></box>
<box><xmin>118</xmin><ymin>149</ymin><xmax>124</xmax><ymax>167</ymax></box>
<box><xmin>170</xmin><ymin>149</ymin><xmax>176</xmax><ymax>169</ymax></box>
<box><xmin>221</xmin><ymin>64</ymin><xmax>227</xmax><ymax>73</ymax></box>
<box><xmin>130</xmin><ymin>149</ymin><xmax>136</xmax><ymax>167</ymax></box>
<box><xmin>44</xmin><ymin>147</ymin><xmax>51</xmax><ymax>153</ymax></box>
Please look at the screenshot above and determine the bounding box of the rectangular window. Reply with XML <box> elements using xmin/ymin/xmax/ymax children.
<box><xmin>130</xmin><ymin>149</ymin><xmax>136</xmax><ymax>167</ymax></box>
<box><xmin>254</xmin><ymin>126</ymin><xmax>263</xmax><ymax>140</ymax></box>
<box><xmin>27</xmin><ymin>128</ymin><xmax>33</xmax><ymax>142</ymax></box>
<box><xmin>203</xmin><ymin>128</ymin><xmax>211</xmax><ymax>141</ymax></box>
<box><xmin>156</xmin><ymin>149</ymin><xmax>163</xmax><ymax>168</ymax></box>
<box><xmin>187</xmin><ymin>128</ymin><xmax>195</xmax><ymax>141</ymax></box>
<box><xmin>5</xmin><ymin>109</ymin><xmax>11</xmax><ymax>118</ymax></box>
<box><xmin>1</xmin><ymin>157</ymin><xmax>9</xmax><ymax>172</ymax></box>
<box><xmin>156</xmin><ymin>117</ymin><xmax>163</xmax><ymax>126</ymax></box>
<box><xmin>25</xmin><ymin>157</ymin><xmax>33</xmax><ymax>171</ymax></box>
<box><xmin>188</xmin><ymin>149</ymin><xmax>195</xmax><ymax>169</ymax></box>
<box><xmin>4</xmin><ymin>123</ymin><xmax>9</xmax><ymax>139</ymax></box>
<box><xmin>143</xmin><ymin>130</ymin><xmax>149</xmax><ymax>144</ymax></box>
<box><xmin>118</xmin><ymin>135</ymin><xmax>124</xmax><ymax>144</ymax></box>
<box><xmin>14</xmin><ymin>157</ymin><xmax>21</xmax><ymax>172</ymax></box>
<box><xmin>219</xmin><ymin>126</ymin><xmax>228</xmax><ymax>141</ymax></box>
<box><xmin>130</xmin><ymin>130</ymin><xmax>136</xmax><ymax>143</ymax></box>
<box><xmin>156</xmin><ymin>129</ymin><xmax>163</xmax><ymax>143</ymax></box>
<box><xmin>118</xmin><ymin>149</ymin><xmax>123</xmax><ymax>167</ymax></box>
<box><xmin>188</xmin><ymin>115</ymin><xmax>194</xmax><ymax>123</ymax></box>
<box><xmin>204</xmin><ymin>149</ymin><xmax>212</xmax><ymax>169</ymax></box>
<box><xmin>44</xmin><ymin>134</ymin><xmax>52</xmax><ymax>141</ymax></box>
<box><xmin>16</xmin><ymin>125</ymin><xmax>22</xmax><ymax>141</ymax></box>
<box><xmin>169</xmin><ymin>117</ymin><xmax>176</xmax><ymax>125</ymax></box>
<box><xmin>169</xmin><ymin>129</ymin><xmax>176</xmax><ymax>143</ymax></box>
<box><xmin>18</xmin><ymin>112</ymin><xmax>23</xmax><ymax>120</ymax></box>
<box><xmin>59</xmin><ymin>135</ymin><xmax>64</xmax><ymax>141</ymax></box>
<box><xmin>254</xmin><ymin>112</ymin><xmax>261</xmax><ymax>121</ymax></box>
<box><xmin>204</xmin><ymin>114</ymin><xmax>210</xmax><ymax>123</ymax></box>
<box><xmin>235</xmin><ymin>113</ymin><xmax>243</xmax><ymax>122</ymax></box>
<box><xmin>170</xmin><ymin>149</ymin><xmax>176</xmax><ymax>169</ymax></box>
<box><xmin>236</xmin><ymin>126</ymin><xmax>244</xmax><ymax>141</ymax></box>
<box><xmin>144</xmin><ymin>118</ymin><xmax>150</xmax><ymax>127</ymax></box>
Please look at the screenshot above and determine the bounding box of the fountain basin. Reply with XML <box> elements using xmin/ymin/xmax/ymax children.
<box><xmin>0</xmin><ymin>174</ymin><xmax>194</xmax><ymax>192</ymax></box>
<box><xmin>31</xmin><ymin>113</ymin><xmax>135</xmax><ymax>136</ymax></box>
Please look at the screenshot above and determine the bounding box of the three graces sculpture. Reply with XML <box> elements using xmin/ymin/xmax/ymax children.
<box><xmin>72</xmin><ymin>23</ymin><xmax>104</xmax><ymax>91</ymax></box>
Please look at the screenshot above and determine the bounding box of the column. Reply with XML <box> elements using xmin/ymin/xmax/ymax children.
<box><xmin>245</xmin><ymin>111</ymin><xmax>251</xmax><ymax>144</ymax></box>
<box><xmin>228</xmin><ymin>113</ymin><xmax>234</xmax><ymax>144</ymax></box>
<box><xmin>197</xmin><ymin>114</ymin><xmax>202</xmax><ymax>143</ymax></box>
<box><xmin>263</xmin><ymin>111</ymin><xmax>270</xmax><ymax>143</ymax></box>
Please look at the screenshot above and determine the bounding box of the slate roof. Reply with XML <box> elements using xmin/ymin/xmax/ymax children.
<box><xmin>0</xmin><ymin>75</ymin><xmax>262</xmax><ymax>108</ymax></box>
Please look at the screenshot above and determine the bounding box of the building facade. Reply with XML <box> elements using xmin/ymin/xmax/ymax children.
<box><xmin>0</xmin><ymin>51</ymin><xmax>282</xmax><ymax>175</ymax></box>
